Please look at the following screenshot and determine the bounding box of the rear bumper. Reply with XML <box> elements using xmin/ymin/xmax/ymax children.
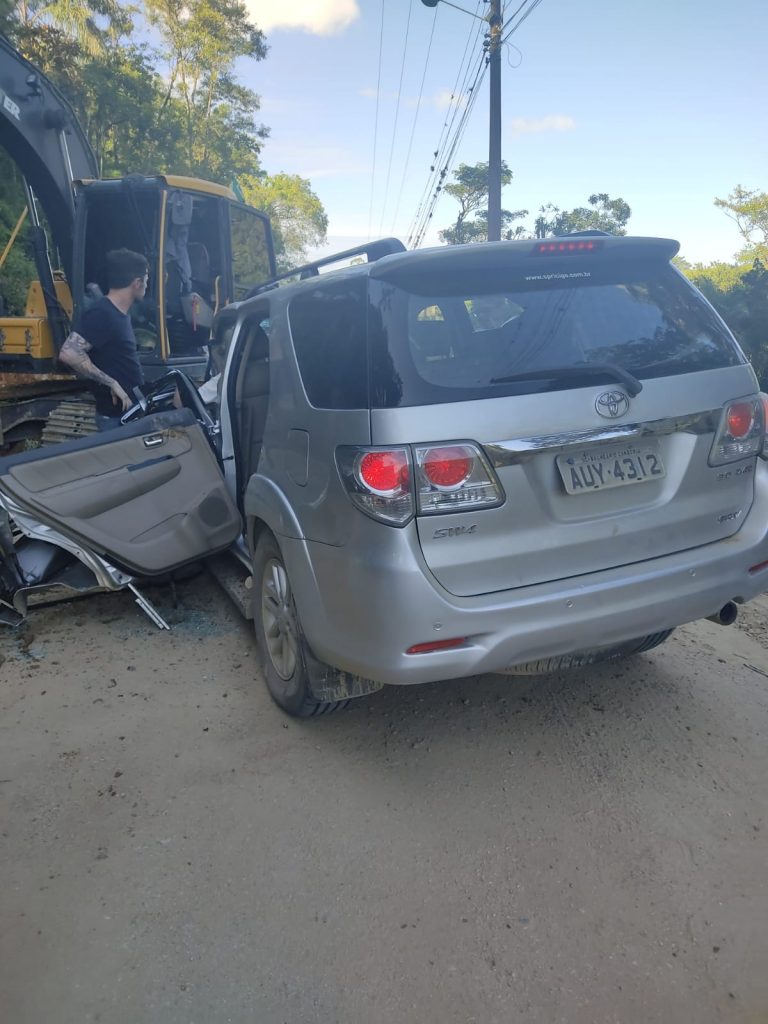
<box><xmin>281</xmin><ymin>467</ymin><xmax>768</xmax><ymax>687</ymax></box>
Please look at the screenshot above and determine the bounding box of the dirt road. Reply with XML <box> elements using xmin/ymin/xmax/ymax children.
<box><xmin>1</xmin><ymin>576</ymin><xmax>767</xmax><ymax>1024</ymax></box>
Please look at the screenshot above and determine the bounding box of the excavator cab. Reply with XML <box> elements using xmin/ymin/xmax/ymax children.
<box><xmin>71</xmin><ymin>175</ymin><xmax>274</xmax><ymax>380</ymax></box>
<box><xmin>0</xmin><ymin>33</ymin><xmax>276</xmax><ymax>448</ymax></box>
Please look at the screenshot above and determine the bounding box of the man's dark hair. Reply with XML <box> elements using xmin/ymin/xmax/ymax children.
<box><xmin>106</xmin><ymin>249</ymin><xmax>148</xmax><ymax>290</ymax></box>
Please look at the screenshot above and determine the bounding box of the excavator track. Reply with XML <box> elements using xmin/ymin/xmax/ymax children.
<box><xmin>40</xmin><ymin>397</ymin><xmax>98</xmax><ymax>445</ymax></box>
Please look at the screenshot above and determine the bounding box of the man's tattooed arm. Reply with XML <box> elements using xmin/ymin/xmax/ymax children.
<box><xmin>58</xmin><ymin>332</ymin><xmax>131</xmax><ymax>411</ymax></box>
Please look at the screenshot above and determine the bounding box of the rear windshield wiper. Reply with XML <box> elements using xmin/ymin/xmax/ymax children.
<box><xmin>489</xmin><ymin>363</ymin><xmax>643</xmax><ymax>396</ymax></box>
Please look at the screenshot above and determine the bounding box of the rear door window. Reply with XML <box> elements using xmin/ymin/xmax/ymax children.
<box><xmin>288</xmin><ymin>279</ymin><xmax>368</xmax><ymax>409</ymax></box>
<box><xmin>369</xmin><ymin>263</ymin><xmax>744</xmax><ymax>408</ymax></box>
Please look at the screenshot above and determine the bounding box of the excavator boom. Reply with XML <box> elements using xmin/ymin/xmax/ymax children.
<box><xmin>0</xmin><ymin>32</ymin><xmax>98</xmax><ymax>282</ymax></box>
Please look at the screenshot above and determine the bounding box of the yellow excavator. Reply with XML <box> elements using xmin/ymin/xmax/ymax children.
<box><xmin>0</xmin><ymin>33</ymin><xmax>276</xmax><ymax>451</ymax></box>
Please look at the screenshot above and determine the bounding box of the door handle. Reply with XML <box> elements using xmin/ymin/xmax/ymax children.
<box><xmin>143</xmin><ymin>434</ymin><xmax>165</xmax><ymax>449</ymax></box>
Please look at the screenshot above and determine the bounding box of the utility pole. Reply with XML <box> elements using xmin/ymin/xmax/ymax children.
<box><xmin>486</xmin><ymin>0</ymin><xmax>503</xmax><ymax>241</ymax></box>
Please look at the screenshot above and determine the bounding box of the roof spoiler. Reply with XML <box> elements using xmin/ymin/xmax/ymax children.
<box><xmin>247</xmin><ymin>237</ymin><xmax>406</xmax><ymax>297</ymax></box>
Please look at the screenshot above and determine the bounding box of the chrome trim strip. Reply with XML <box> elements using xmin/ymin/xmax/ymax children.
<box><xmin>484</xmin><ymin>410</ymin><xmax>720</xmax><ymax>467</ymax></box>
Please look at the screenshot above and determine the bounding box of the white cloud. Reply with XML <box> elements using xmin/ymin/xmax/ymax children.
<box><xmin>509</xmin><ymin>114</ymin><xmax>576</xmax><ymax>137</ymax></box>
<box><xmin>246</xmin><ymin>0</ymin><xmax>360</xmax><ymax>36</ymax></box>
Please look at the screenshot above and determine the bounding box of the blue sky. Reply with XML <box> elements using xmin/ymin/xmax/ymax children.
<box><xmin>243</xmin><ymin>0</ymin><xmax>767</xmax><ymax>264</ymax></box>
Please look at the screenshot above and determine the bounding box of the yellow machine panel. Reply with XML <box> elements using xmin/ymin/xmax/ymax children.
<box><xmin>25</xmin><ymin>277</ymin><xmax>73</xmax><ymax>319</ymax></box>
<box><xmin>0</xmin><ymin>316</ymin><xmax>55</xmax><ymax>360</ymax></box>
<box><xmin>0</xmin><ymin>277</ymin><xmax>75</xmax><ymax>363</ymax></box>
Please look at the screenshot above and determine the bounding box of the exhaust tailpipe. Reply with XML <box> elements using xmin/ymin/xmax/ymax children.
<box><xmin>707</xmin><ymin>601</ymin><xmax>738</xmax><ymax>626</ymax></box>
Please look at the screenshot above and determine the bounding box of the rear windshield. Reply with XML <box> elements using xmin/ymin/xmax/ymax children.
<box><xmin>367</xmin><ymin>261</ymin><xmax>744</xmax><ymax>408</ymax></box>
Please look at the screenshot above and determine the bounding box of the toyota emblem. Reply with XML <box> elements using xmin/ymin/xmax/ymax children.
<box><xmin>595</xmin><ymin>390</ymin><xmax>630</xmax><ymax>418</ymax></box>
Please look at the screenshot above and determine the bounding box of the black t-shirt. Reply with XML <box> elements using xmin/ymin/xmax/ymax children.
<box><xmin>78</xmin><ymin>297</ymin><xmax>144</xmax><ymax>416</ymax></box>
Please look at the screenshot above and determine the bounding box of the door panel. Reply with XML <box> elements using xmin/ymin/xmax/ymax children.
<box><xmin>0</xmin><ymin>409</ymin><xmax>242</xmax><ymax>575</ymax></box>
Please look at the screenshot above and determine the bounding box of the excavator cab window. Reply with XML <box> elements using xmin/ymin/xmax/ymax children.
<box><xmin>163</xmin><ymin>190</ymin><xmax>225</xmax><ymax>356</ymax></box>
<box><xmin>79</xmin><ymin>184</ymin><xmax>161</xmax><ymax>358</ymax></box>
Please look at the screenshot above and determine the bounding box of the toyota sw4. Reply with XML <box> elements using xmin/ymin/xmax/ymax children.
<box><xmin>2</xmin><ymin>234</ymin><xmax>767</xmax><ymax>717</ymax></box>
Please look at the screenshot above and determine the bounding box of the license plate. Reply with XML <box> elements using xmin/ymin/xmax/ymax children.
<box><xmin>557</xmin><ymin>442</ymin><xmax>665</xmax><ymax>495</ymax></box>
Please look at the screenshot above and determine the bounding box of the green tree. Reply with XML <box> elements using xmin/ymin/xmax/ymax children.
<box><xmin>682</xmin><ymin>259</ymin><xmax>768</xmax><ymax>386</ymax></box>
<box><xmin>145</xmin><ymin>0</ymin><xmax>268</xmax><ymax>179</ymax></box>
<box><xmin>12</xmin><ymin>0</ymin><xmax>130</xmax><ymax>56</ymax></box>
<box><xmin>439</xmin><ymin>161</ymin><xmax>527</xmax><ymax>245</ymax></box>
<box><xmin>240</xmin><ymin>172</ymin><xmax>328</xmax><ymax>271</ymax></box>
<box><xmin>0</xmin><ymin>149</ymin><xmax>36</xmax><ymax>313</ymax></box>
<box><xmin>535</xmin><ymin>193</ymin><xmax>631</xmax><ymax>237</ymax></box>
<box><xmin>714</xmin><ymin>185</ymin><xmax>768</xmax><ymax>265</ymax></box>
<box><xmin>1</xmin><ymin>1</ymin><xmax>329</xmax><ymax>299</ymax></box>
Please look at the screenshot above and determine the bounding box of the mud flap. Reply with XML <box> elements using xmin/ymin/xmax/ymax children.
<box><xmin>303</xmin><ymin>644</ymin><xmax>384</xmax><ymax>703</ymax></box>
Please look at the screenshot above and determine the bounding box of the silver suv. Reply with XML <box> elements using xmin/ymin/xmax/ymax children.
<box><xmin>2</xmin><ymin>235</ymin><xmax>768</xmax><ymax>717</ymax></box>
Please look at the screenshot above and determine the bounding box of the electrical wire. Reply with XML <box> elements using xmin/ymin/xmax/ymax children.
<box><xmin>378</xmin><ymin>0</ymin><xmax>415</xmax><ymax>237</ymax></box>
<box><xmin>411</xmin><ymin>51</ymin><xmax>488</xmax><ymax>248</ymax></box>
<box><xmin>505</xmin><ymin>41</ymin><xmax>523</xmax><ymax>68</ymax></box>
<box><xmin>410</xmin><ymin>47</ymin><xmax>488</xmax><ymax>245</ymax></box>
<box><xmin>406</xmin><ymin>1</ymin><xmax>487</xmax><ymax>246</ymax></box>
<box><xmin>410</xmin><ymin>0</ymin><xmax>546</xmax><ymax>248</ymax></box>
<box><xmin>501</xmin><ymin>0</ymin><xmax>544</xmax><ymax>45</ymax></box>
<box><xmin>389</xmin><ymin>5</ymin><xmax>438</xmax><ymax>235</ymax></box>
<box><xmin>367</xmin><ymin>0</ymin><xmax>386</xmax><ymax>242</ymax></box>
<box><xmin>406</xmin><ymin>0</ymin><xmax>484</xmax><ymax>243</ymax></box>
<box><xmin>412</xmin><ymin>64</ymin><xmax>487</xmax><ymax>246</ymax></box>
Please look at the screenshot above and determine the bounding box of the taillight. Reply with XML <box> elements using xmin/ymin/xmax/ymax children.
<box><xmin>422</xmin><ymin>446</ymin><xmax>473</xmax><ymax>489</ymax></box>
<box><xmin>336</xmin><ymin>447</ymin><xmax>414</xmax><ymax>526</ymax></box>
<box><xmin>761</xmin><ymin>394</ymin><xmax>768</xmax><ymax>459</ymax></box>
<box><xmin>727</xmin><ymin>402</ymin><xmax>755</xmax><ymax>439</ymax></box>
<box><xmin>358</xmin><ymin>450</ymin><xmax>410</xmax><ymax>495</ymax></box>
<box><xmin>414</xmin><ymin>442</ymin><xmax>504</xmax><ymax>514</ymax></box>
<box><xmin>336</xmin><ymin>441</ymin><xmax>505</xmax><ymax>524</ymax></box>
<box><xmin>709</xmin><ymin>397</ymin><xmax>764</xmax><ymax>466</ymax></box>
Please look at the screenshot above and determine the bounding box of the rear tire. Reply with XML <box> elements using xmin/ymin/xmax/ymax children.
<box><xmin>252</xmin><ymin>530</ymin><xmax>348</xmax><ymax>718</ymax></box>
<box><xmin>505</xmin><ymin>629</ymin><xmax>675</xmax><ymax>675</ymax></box>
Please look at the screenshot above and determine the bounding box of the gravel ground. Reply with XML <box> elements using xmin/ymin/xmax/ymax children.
<box><xmin>1</xmin><ymin>576</ymin><xmax>767</xmax><ymax>1024</ymax></box>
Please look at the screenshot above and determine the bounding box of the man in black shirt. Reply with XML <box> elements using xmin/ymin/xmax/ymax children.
<box><xmin>59</xmin><ymin>248</ymin><xmax>148</xmax><ymax>431</ymax></box>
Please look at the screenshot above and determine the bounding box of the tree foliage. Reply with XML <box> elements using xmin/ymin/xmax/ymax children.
<box><xmin>714</xmin><ymin>185</ymin><xmax>768</xmax><ymax>265</ymax></box>
<box><xmin>241</xmin><ymin>172</ymin><xmax>327</xmax><ymax>271</ymax></box>
<box><xmin>534</xmin><ymin>193</ymin><xmax>631</xmax><ymax>237</ymax></box>
<box><xmin>683</xmin><ymin>258</ymin><xmax>768</xmax><ymax>386</ymax></box>
<box><xmin>0</xmin><ymin>149</ymin><xmax>35</xmax><ymax>313</ymax></box>
<box><xmin>0</xmin><ymin>0</ymin><xmax>328</xmax><ymax>309</ymax></box>
<box><xmin>674</xmin><ymin>188</ymin><xmax>768</xmax><ymax>387</ymax></box>
<box><xmin>438</xmin><ymin>161</ymin><xmax>528</xmax><ymax>244</ymax></box>
<box><xmin>439</xmin><ymin>165</ymin><xmax>629</xmax><ymax>244</ymax></box>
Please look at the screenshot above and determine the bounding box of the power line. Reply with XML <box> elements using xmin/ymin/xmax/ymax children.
<box><xmin>409</xmin><ymin>44</ymin><xmax>488</xmax><ymax>245</ymax></box>
<box><xmin>412</xmin><ymin>62</ymin><xmax>487</xmax><ymax>247</ymax></box>
<box><xmin>411</xmin><ymin>50</ymin><xmax>488</xmax><ymax>247</ymax></box>
<box><xmin>501</xmin><ymin>0</ymin><xmax>544</xmax><ymax>45</ymax></box>
<box><xmin>367</xmin><ymin>0</ymin><xmax>386</xmax><ymax>241</ymax></box>
<box><xmin>406</xmin><ymin>1</ymin><xmax>484</xmax><ymax>239</ymax></box>
<box><xmin>410</xmin><ymin>0</ymin><xmax>546</xmax><ymax>247</ymax></box>
<box><xmin>406</xmin><ymin>1</ymin><xmax>486</xmax><ymax>245</ymax></box>
<box><xmin>427</xmin><ymin>0</ymin><xmax>485</xmax><ymax>185</ymax></box>
<box><xmin>378</xmin><ymin>0</ymin><xmax>415</xmax><ymax>236</ymax></box>
<box><xmin>389</xmin><ymin>5</ymin><xmax>438</xmax><ymax>235</ymax></box>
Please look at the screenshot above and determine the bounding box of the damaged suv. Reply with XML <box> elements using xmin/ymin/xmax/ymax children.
<box><xmin>2</xmin><ymin>234</ymin><xmax>768</xmax><ymax>716</ymax></box>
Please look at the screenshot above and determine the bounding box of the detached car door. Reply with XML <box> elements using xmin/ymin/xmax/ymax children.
<box><xmin>0</xmin><ymin>409</ymin><xmax>241</xmax><ymax>576</ymax></box>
